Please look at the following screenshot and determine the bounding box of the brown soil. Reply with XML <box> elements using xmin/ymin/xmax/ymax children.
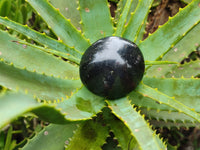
<box><xmin>144</xmin><ymin>0</ymin><xmax>186</xmax><ymax>39</ymax></box>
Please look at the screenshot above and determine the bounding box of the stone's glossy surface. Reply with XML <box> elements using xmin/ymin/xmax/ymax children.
<box><xmin>79</xmin><ymin>36</ymin><xmax>145</xmax><ymax>100</ymax></box>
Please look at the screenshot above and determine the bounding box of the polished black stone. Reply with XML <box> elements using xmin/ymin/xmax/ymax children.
<box><xmin>79</xmin><ymin>36</ymin><xmax>145</xmax><ymax>100</ymax></box>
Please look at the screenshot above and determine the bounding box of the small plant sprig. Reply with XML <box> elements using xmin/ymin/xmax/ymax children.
<box><xmin>0</xmin><ymin>0</ymin><xmax>200</xmax><ymax>149</ymax></box>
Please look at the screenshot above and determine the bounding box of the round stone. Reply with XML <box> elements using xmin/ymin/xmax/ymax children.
<box><xmin>79</xmin><ymin>36</ymin><xmax>145</xmax><ymax>100</ymax></box>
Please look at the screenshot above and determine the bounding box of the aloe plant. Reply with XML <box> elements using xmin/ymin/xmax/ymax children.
<box><xmin>0</xmin><ymin>0</ymin><xmax>200</xmax><ymax>149</ymax></box>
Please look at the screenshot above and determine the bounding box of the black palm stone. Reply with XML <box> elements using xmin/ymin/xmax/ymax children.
<box><xmin>79</xmin><ymin>36</ymin><xmax>145</xmax><ymax>100</ymax></box>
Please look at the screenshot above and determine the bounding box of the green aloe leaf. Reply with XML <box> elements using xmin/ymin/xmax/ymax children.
<box><xmin>114</xmin><ymin>0</ymin><xmax>147</xmax><ymax>44</ymax></box>
<box><xmin>130</xmin><ymin>91</ymin><xmax>174</xmax><ymax>112</ymax></box>
<box><xmin>49</xmin><ymin>0</ymin><xmax>81</xmax><ymax>30</ymax></box>
<box><xmin>181</xmin><ymin>0</ymin><xmax>192</xmax><ymax>4</ymax></box>
<box><xmin>0</xmin><ymin>0</ymin><xmax>11</xmax><ymax>17</ymax></box>
<box><xmin>57</xmin><ymin>86</ymin><xmax>105</xmax><ymax>121</ymax></box>
<box><xmin>114</xmin><ymin>0</ymin><xmax>138</xmax><ymax>25</ymax></box>
<box><xmin>141</xmin><ymin>108</ymin><xmax>198</xmax><ymax>125</ymax></box>
<box><xmin>145</xmin><ymin>60</ymin><xmax>178</xmax><ymax>65</ymax></box>
<box><xmin>146</xmin><ymin>22</ymin><xmax>200</xmax><ymax>77</ymax></box>
<box><xmin>22</xmin><ymin>123</ymin><xmax>79</xmax><ymax>150</ymax></box>
<box><xmin>107</xmin><ymin>98</ymin><xmax>166</xmax><ymax>150</ymax></box>
<box><xmin>130</xmin><ymin>77</ymin><xmax>200</xmax><ymax>123</ymax></box>
<box><xmin>16</xmin><ymin>41</ymin><xmax>80</xmax><ymax>65</ymax></box>
<box><xmin>0</xmin><ymin>60</ymin><xmax>81</xmax><ymax>100</ymax></box>
<box><xmin>143</xmin><ymin>77</ymin><xmax>200</xmax><ymax>111</ymax></box>
<box><xmin>0</xmin><ymin>30</ymin><xmax>79</xmax><ymax>79</ymax></box>
<box><xmin>0</xmin><ymin>92</ymin><xmax>70</xmax><ymax>128</ymax></box>
<box><xmin>166</xmin><ymin>60</ymin><xmax>200</xmax><ymax>78</ymax></box>
<box><xmin>135</xmin><ymin>18</ymin><xmax>147</xmax><ymax>44</ymax></box>
<box><xmin>78</xmin><ymin>0</ymin><xmax>114</xmax><ymax>43</ymax></box>
<box><xmin>0</xmin><ymin>90</ymin><xmax>104</xmax><ymax>128</ymax></box>
<box><xmin>66</xmin><ymin>118</ymin><xmax>109</xmax><ymax>150</ymax></box>
<box><xmin>139</xmin><ymin>0</ymin><xmax>200</xmax><ymax>61</ymax></box>
<box><xmin>122</xmin><ymin>0</ymin><xmax>153</xmax><ymax>42</ymax></box>
<box><xmin>33</xmin><ymin>87</ymin><xmax>105</xmax><ymax>122</ymax></box>
<box><xmin>0</xmin><ymin>93</ymin><xmax>40</xmax><ymax>128</ymax></box>
<box><xmin>136</xmin><ymin>83</ymin><xmax>200</xmax><ymax>122</ymax></box>
<box><xmin>150</xmin><ymin>119</ymin><xmax>200</xmax><ymax>128</ymax></box>
<box><xmin>114</xmin><ymin>0</ymin><xmax>133</xmax><ymax>36</ymax></box>
<box><xmin>102</xmin><ymin>108</ymin><xmax>139</xmax><ymax>150</ymax></box>
<box><xmin>0</xmin><ymin>16</ymin><xmax>82</xmax><ymax>60</ymax></box>
<box><xmin>4</xmin><ymin>126</ymin><xmax>13</xmax><ymax>150</ymax></box>
<box><xmin>27</xmin><ymin>0</ymin><xmax>90</xmax><ymax>52</ymax></box>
